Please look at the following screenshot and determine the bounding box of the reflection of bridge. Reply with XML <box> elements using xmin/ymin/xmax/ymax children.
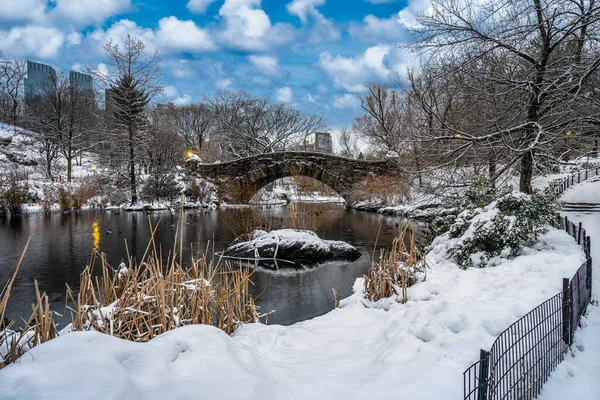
<box><xmin>186</xmin><ymin>152</ymin><xmax>401</xmax><ymax>203</ymax></box>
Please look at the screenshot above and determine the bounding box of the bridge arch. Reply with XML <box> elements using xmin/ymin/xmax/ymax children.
<box><xmin>186</xmin><ymin>151</ymin><xmax>401</xmax><ymax>204</ymax></box>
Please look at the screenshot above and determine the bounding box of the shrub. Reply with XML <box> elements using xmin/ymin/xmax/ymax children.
<box><xmin>431</xmin><ymin>176</ymin><xmax>510</xmax><ymax>236</ymax></box>
<box><xmin>446</xmin><ymin>188</ymin><xmax>560</xmax><ymax>269</ymax></box>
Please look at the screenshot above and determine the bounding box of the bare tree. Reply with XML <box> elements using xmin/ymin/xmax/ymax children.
<box><xmin>208</xmin><ymin>90</ymin><xmax>328</xmax><ymax>159</ymax></box>
<box><xmin>0</xmin><ymin>55</ymin><xmax>26</xmax><ymax>126</ymax></box>
<box><xmin>412</xmin><ymin>0</ymin><xmax>600</xmax><ymax>192</ymax></box>
<box><xmin>337</xmin><ymin>125</ymin><xmax>361</xmax><ymax>158</ymax></box>
<box><xmin>353</xmin><ymin>83</ymin><xmax>405</xmax><ymax>154</ymax></box>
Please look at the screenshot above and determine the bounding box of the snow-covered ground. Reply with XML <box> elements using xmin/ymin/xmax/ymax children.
<box><xmin>0</xmin><ymin>226</ymin><xmax>585</xmax><ymax>399</ymax></box>
<box><xmin>538</xmin><ymin>180</ymin><xmax>600</xmax><ymax>399</ymax></box>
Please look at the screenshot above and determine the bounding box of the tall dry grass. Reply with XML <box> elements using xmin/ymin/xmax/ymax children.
<box><xmin>363</xmin><ymin>226</ymin><xmax>429</xmax><ymax>303</ymax></box>
<box><xmin>1</xmin><ymin>209</ymin><xmax>268</xmax><ymax>368</ymax></box>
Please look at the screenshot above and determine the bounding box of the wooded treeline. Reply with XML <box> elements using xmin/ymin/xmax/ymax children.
<box><xmin>347</xmin><ymin>0</ymin><xmax>600</xmax><ymax>192</ymax></box>
<box><xmin>0</xmin><ymin>35</ymin><xmax>327</xmax><ymax>205</ymax></box>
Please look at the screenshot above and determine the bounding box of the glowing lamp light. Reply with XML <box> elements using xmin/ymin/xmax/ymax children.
<box><xmin>455</xmin><ymin>133</ymin><xmax>462</xmax><ymax>138</ymax></box>
<box><xmin>186</xmin><ymin>151</ymin><xmax>195</xmax><ymax>159</ymax></box>
<box><xmin>566</xmin><ymin>131</ymin><xmax>573</xmax><ymax>136</ymax></box>
<box><xmin>91</xmin><ymin>165</ymin><xmax>97</xmax><ymax>171</ymax></box>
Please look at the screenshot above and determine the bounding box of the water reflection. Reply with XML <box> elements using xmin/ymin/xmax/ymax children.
<box><xmin>92</xmin><ymin>220</ymin><xmax>100</xmax><ymax>252</ymax></box>
<box><xmin>0</xmin><ymin>205</ymin><xmax>414</xmax><ymax>327</ymax></box>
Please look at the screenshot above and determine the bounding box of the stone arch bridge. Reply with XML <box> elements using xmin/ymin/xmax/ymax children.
<box><xmin>186</xmin><ymin>151</ymin><xmax>402</xmax><ymax>204</ymax></box>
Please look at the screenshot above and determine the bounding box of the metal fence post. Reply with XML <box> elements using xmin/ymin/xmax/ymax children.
<box><xmin>478</xmin><ymin>349</ymin><xmax>490</xmax><ymax>400</ymax></box>
<box><xmin>578</xmin><ymin>222</ymin><xmax>582</xmax><ymax>245</ymax></box>
<box><xmin>564</xmin><ymin>216</ymin><xmax>569</xmax><ymax>233</ymax></box>
<box><xmin>562</xmin><ymin>278</ymin><xmax>571</xmax><ymax>346</ymax></box>
<box><xmin>587</xmin><ymin>257</ymin><xmax>593</xmax><ymax>295</ymax></box>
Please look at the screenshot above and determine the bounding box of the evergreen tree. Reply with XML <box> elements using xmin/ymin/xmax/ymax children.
<box><xmin>110</xmin><ymin>74</ymin><xmax>150</xmax><ymax>204</ymax></box>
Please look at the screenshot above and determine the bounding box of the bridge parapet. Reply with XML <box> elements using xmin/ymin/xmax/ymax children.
<box><xmin>186</xmin><ymin>151</ymin><xmax>401</xmax><ymax>204</ymax></box>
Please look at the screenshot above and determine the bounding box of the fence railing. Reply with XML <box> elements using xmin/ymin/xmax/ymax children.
<box><xmin>554</xmin><ymin>167</ymin><xmax>599</xmax><ymax>196</ymax></box>
<box><xmin>463</xmin><ymin>216</ymin><xmax>593</xmax><ymax>400</ymax></box>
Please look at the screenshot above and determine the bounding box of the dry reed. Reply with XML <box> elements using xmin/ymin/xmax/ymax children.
<box><xmin>363</xmin><ymin>226</ymin><xmax>429</xmax><ymax>303</ymax></box>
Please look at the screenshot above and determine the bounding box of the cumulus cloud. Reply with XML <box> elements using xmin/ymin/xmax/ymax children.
<box><xmin>349</xmin><ymin>14</ymin><xmax>408</xmax><ymax>42</ymax></box>
<box><xmin>87</xmin><ymin>18</ymin><xmax>216</xmax><ymax>56</ymax></box>
<box><xmin>0</xmin><ymin>25</ymin><xmax>65</xmax><ymax>58</ymax></box>
<box><xmin>0</xmin><ymin>0</ymin><xmax>46</xmax><ymax>22</ymax></box>
<box><xmin>156</xmin><ymin>16</ymin><xmax>216</xmax><ymax>52</ymax></box>
<box><xmin>173</xmin><ymin>94</ymin><xmax>192</xmax><ymax>105</ymax></box>
<box><xmin>187</xmin><ymin>0</ymin><xmax>218</xmax><ymax>14</ymax></box>
<box><xmin>275</xmin><ymin>87</ymin><xmax>293</xmax><ymax>103</ymax></box>
<box><xmin>332</xmin><ymin>93</ymin><xmax>360</xmax><ymax>109</ymax></box>
<box><xmin>286</xmin><ymin>0</ymin><xmax>325</xmax><ymax>23</ymax></box>
<box><xmin>317</xmin><ymin>45</ymin><xmax>392</xmax><ymax>92</ymax></box>
<box><xmin>51</xmin><ymin>0</ymin><xmax>132</xmax><ymax>27</ymax></box>
<box><xmin>248</xmin><ymin>55</ymin><xmax>280</xmax><ymax>76</ymax></box>
<box><xmin>218</xmin><ymin>0</ymin><xmax>295</xmax><ymax>52</ymax></box>
<box><xmin>287</xmin><ymin>0</ymin><xmax>340</xmax><ymax>43</ymax></box>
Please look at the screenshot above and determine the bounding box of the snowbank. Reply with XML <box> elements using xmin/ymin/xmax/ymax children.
<box><xmin>0</xmin><ymin>227</ymin><xmax>585</xmax><ymax>400</ymax></box>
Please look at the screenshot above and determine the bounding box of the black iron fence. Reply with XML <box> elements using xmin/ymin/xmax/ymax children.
<box><xmin>554</xmin><ymin>167</ymin><xmax>599</xmax><ymax>196</ymax></box>
<box><xmin>463</xmin><ymin>216</ymin><xmax>593</xmax><ymax>400</ymax></box>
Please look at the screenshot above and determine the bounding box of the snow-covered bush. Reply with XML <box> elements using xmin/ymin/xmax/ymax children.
<box><xmin>444</xmin><ymin>188</ymin><xmax>560</xmax><ymax>269</ymax></box>
<box><xmin>431</xmin><ymin>176</ymin><xmax>511</xmax><ymax>236</ymax></box>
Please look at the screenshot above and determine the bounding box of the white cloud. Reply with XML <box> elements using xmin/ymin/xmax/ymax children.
<box><xmin>275</xmin><ymin>87</ymin><xmax>293</xmax><ymax>103</ymax></box>
<box><xmin>332</xmin><ymin>93</ymin><xmax>360</xmax><ymax>109</ymax></box>
<box><xmin>0</xmin><ymin>25</ymin><xmax>65</xmax><ymax>58</ymax></box>
<box><xmin>349</xmin><ymin>14</ymin><xmax>407</xmax><ymax>42</ymax></box>
<box><xmin>287</xmin><ymin>0</ymin><xmax>340</xmax><ymax>43</ymax></box>
<box><xmin>218</xmin><ymin>0</ymin><xmax>295</xmax><ymax>52</ymax></box>
<box><xmin>156</xmin><ymin>17</ymin><xmax>216</xmax><ymax>52</ymax></box>
<box><xmin>286</xmin><ymin>0</ymin><xmax>325</xmax><ymax>23</ymax></box>
<box><xmin>0</xmin><ymin>0</ymin><xmax>46</xmax><ymax>22</ymax></box>
<box><xmin>317</xmin><ymin>45</ymin><xmax>392</xmax><ymax>92</ymax></box>
<box><xmin>187</xmin><ymin>0</ymin><xmax>218</xmax><ymax>14</ymax></box>
<box><xmin>52</xmin><ymin>0</ymin><xmax>132</xmax><ymax>27</ymax></box>
<box><xmin>88</xmin><ymin>19</ymin><xmax>157</xmax><ymax>54</ymax></box>
<box><xmin>87</xmin><ymin>18</ymin><xmax>216</xmax><ymax>57</ymax></box>
<box><xmin>66</xmin><ymin>31</ymin><xmax>83</xmax><ymax>45</ymax></box>
<box><xmin>248</xmin><ymin>55</ymin><xmax>280</xmax><ymax>76</ymax></box>
<box><xmin>216</xmin><ymin>78</ymin><xmax>233</xmax><ymax>89</ymax></box>
<box><xmin>162</xmin><ymin>85</ymin><xmax>179</xmax><ymax>97</ymax></box>
<box><xmin>173</xmin><ymin>94</ymin><xmax>192</xmax><ymax>106</ymax></box>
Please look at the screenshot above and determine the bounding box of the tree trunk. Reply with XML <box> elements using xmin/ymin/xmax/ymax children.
<box><xmin>129</xmin><ymin>127</ymin><xmax>137</xmax><ymax>205</ymax></box>
<box><xmin>67</xmin><ymin>148</ymin><xmax>72</xmax><ymax>183</ymax></box>
<box><xmin>488</xmin><ymin>149</ymin><xmax>496</xmax><ymax>182</ymax></box>
<box><xmin>519</xmin><ymin>151</ymin><xmax>534</xmax><ymax>193</ymax></box>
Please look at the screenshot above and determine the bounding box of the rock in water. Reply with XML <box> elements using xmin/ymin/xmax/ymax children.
<box><xmin>224</xmin><ymin>229</ymin><xmax>361</xmax><ymax>262</ymax></box>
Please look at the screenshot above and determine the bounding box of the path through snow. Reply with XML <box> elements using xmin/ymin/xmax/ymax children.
<box><xmin>539</xmin><ymin>180</ymin><xmax>600</xmax><ymax>399</ymax></box>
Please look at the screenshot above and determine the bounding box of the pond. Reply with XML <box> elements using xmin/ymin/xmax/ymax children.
<box><xmin>0</xmin><ymin>204</ymin><xmax>414</xmax><ymax>328</ymax></box>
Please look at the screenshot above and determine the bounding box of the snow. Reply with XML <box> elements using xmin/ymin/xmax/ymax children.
<box><xmin>0</xmin><ymin>227</ymin><xmax>586</xmax><ymax>399</ymax></box>
<box><xmin>560</xmin><ymin>177</ymin><xmax>600</xmax><ymax>203</ymax></box>
<box><xmin>538</xmin><ymin>181</ymin><xmax>600</xmax><ymax>400</ymax></box>
<box><xmin>224</xmin><ymin>229</ymin><xmax>360</xmax><ymax>261</ymax></box>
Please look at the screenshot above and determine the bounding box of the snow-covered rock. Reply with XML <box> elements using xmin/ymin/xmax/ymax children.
<box><xmin>224</xmin><ymin>229</ymin><xmax>361</xmax><ymax>262</ymax></box>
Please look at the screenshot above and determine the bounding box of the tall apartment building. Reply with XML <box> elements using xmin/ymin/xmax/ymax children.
<box><xmin>69</xmin><ymin>71</ymin><xmax>93</xmax><ymax>93</ymax></box>
<box><xmin>25</xmin><ymin>61</ymin><xmax>94</xmax><ymax>99</ymax></box>
<box><xmin>314</xmin><ymin>132</ymin><xmax>333</xmax><ymax>154</ymax></box>
<box><xmin>24</xmin><ymin>60</ymin><xmax>56</xmax><ymax>99</ymax></box>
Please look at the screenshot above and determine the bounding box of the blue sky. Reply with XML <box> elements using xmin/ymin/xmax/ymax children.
<box><xmin>0</xmin><ymin>0</ymin><xmax>427</xmax><ymax>129</ymax></box>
